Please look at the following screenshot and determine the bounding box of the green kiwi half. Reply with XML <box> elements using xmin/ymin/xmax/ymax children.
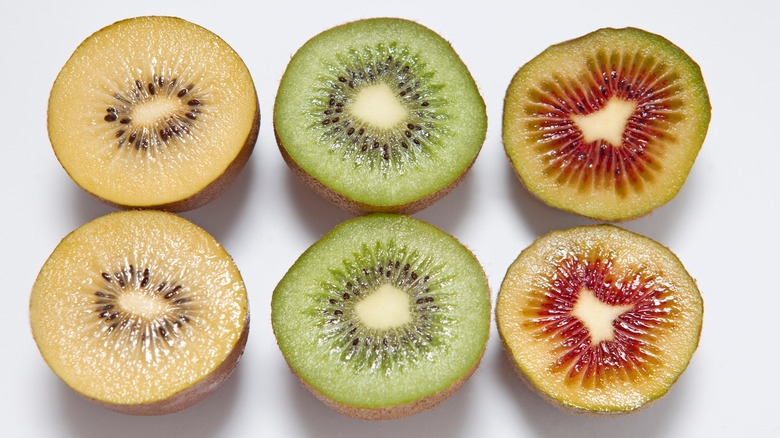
<box><xmin>271</xmin><ymin>214</ymin><xmax>491</xmax><ymax>420</ymax></box>
<box><xmin>503</xmin><ymin>27</ymin><xmax>710</xmax><ymax>221</ymax></box>
<box><xmin>274</xmin><ymin>18</ymin><xmax>487</xmax><ymax>215</ymax></box>
<box><xmin>48</xmin><ymin>16</ymin><xmax>259</xmax><ymax>211</ymax></box>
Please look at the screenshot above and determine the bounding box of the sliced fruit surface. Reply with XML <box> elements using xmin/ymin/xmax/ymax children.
<box><xmin>271</xmin><ymin>214</ymin><xmax>490</xmax><ymax>419</ymax></box>
<box><xmin>30</xmin><ymin>211</ymin><xmax>248</xmax><ymax>414</ymax></box>
<box><xmin>503</xmin><ymin>27</ymin><xmax>710</xmax><ymax>221</ymax></box>
<box><xmin>274</xmin><ymin>18</ymin><xmax>486</xmax><ymax>214</ymax></box>
<box><xmin>48</xmin><ymin>16</ymin><xmax>259</xmax><ymax>211</ymax></box>
<box><xmin>496</xmin><ymin>225</ymin><xmax>702</xmax><ymax>414</ymax></box>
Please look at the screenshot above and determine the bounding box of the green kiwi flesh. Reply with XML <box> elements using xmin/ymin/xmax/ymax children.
<box><xmin>271</xmin><ymin>214</ymin><xmax>491</xmax><ymax>419</ymax></box>
<box><xmin>496</xmin><ymin>225</ymin><xmax>703</xmax><ymax>414</ymax></box>
<box><xmin>30</xmin><ymin>210</ymin><xmax>249</xmax><ymax>415</ymax></box>
<box><xmin>503</xmin><ymin>27</ymin><xmax>711</xmax><ymax>221</ymax></box>
<box><xmin>274</xmin><ymin>18</ymin><xmax>487</xmax><ymax>215</ymax></box>
<box><xmin>48</xmin><ymin>16</ymin><xmax>259</xmax><ymax>211</ymax></box>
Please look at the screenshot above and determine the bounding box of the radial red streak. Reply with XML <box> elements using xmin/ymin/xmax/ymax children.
<box><xmin>534</xmin><ymin>61</ymin><xmax>677</xmax><ymax>188</ymax></box>
<box><xmin>537</xmin><ymin>257</ymin><xmax>670</xmax><ymax>381</ymax></box>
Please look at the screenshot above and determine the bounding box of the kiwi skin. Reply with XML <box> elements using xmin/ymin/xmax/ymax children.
<box><xmin>275</xmin><ymin>127</ymin><xmax>478</xmax><ymax>216</ymax></box>
<box><xmin>293</xmin><ymin>346</ymin><xmax>486</xmax><ymax>420</ymax></box>
<box><xmin>84</xmin><ymin>316</ymin><xmax>250</xmax><ymax>416</ymax></box>
<box><xmin>497</xmin><ymin>328</ymin><xmax>699</xmax><ymax>417</ymax></box>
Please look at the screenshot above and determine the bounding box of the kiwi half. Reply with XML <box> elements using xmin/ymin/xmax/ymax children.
<box><xmin>503</xmin><ymin>28</ymin><xmax>710</xmax><ymax>221</ymax></box>
<box><xmin>271</xmin><ymin>214</ymin><xmax>490</xmax><ymax>420</ymax></box>
<box><xmin>274</xmin><ymin>18</ymin><xmax>487</xmax><ymax>215</ymax></box>
<box><xmin>29</xmin><ymin>211</ymin><xmax>249</xmax><ymax>415</ymax></box>
<box><xmin>496</xmin><ymin>225</ymin><xmax>702</xmax><ymax>414</ymax></box>
<box><xmin>48</xmin><ymin>16</ymin><xmax>259</xmax><ymax>211</ymax></box>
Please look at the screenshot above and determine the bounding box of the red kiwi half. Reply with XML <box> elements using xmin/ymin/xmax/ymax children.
<box><xmin>503</xmin><ymin>28</ymin><xmax>711</xmax><ymax>221</ymax></box>
<box><xmin>496</xmin><ymin>225</ymin><xmax>702</xmax><ymax>414</ymax></box>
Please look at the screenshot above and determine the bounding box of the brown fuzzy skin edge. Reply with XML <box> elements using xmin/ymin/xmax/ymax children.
<box><xmin>496</xmin><ymin>308</ymin><xmax>703</xmax><ymax>416</ymax></box>
<box><xmin>85</xmin><ymin>315</ymin><xmax>250</xmax><ymax>416</ymax></box>
<box><xmin>501</xmin><ymin>157</ymin><xmax>654</xmax><ymax>223</ymax></box>
<box><xmin>274</xmin><ymin>124</ymin><xmax>478</xmax><ymax>216</ymax></box>
<box><xmin>292</xmin><ymin>342</ymin><xmax>487</xmax><ymax>421</ymax></box>
<box><xmin>496</xmin><ymin>327</ymin><xmax>657</xmax><ymax>416</ymax></box>
<box><xmin>75</xmin><ymin>102</ymin><xmax>260</xmax><ymax>213</ymax></box>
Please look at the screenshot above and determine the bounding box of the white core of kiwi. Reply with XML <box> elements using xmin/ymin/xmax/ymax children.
<box><xmin>570</xmin><ymin>288</ymin><xmax>634</xmax><ymax>345</ymax></box>
<box><xmin>350</xmin><ymin>83</ymin><xmax>409</xmax><ymax>130</ymax></box>
<box><xmin>129</xmin><ymin>96</ymin><xmax>184</xmax><ymax>126</ymax></box>
<box><xmin>354</xmin><ymin>284</ymin><xmax>412</xmax><ymax>330</ymax></box>
<box><xmin>117</xmin><ymin>289</ymin><xmax>171</xmax><ymax>319</ymax></box>
<box><xmin>570</xmin><ymin>97</ymin><xmax>637</xmax><ymax>146</ymax></box>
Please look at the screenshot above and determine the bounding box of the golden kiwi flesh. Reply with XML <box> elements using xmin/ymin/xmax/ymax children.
<box><xmin>48</xmin><ymin>16</ymin><xmax>259</xmax><ymax>211</ymax></box>
<box><xmin>29</xmin><ymin>210</ymin><xmax>249</xmax><ymax>415</ymax></box>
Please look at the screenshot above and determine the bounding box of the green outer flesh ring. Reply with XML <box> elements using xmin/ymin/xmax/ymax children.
<box><xmin>503</xmin><ymin>27</ymin><xmax>711</xmax><ymax>221</ymax></box>
<box><xmin>271</xmin><ymin>214</ymin><xmax>491</xmax><ymax>412</ymax></box>
<box><xmin>274</xmin><ymin>18</ymin><xmax>487</xmax><ymax>209</ymax></box>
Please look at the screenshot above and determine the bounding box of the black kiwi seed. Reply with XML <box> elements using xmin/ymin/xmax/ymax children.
<box><xmin>312</xmin><ymin>248</ymin><xmax>450</xmax><ymax>373</ymax></box>
<box><xmin>165</xmin><ymin>285</ymin><xmax>182</xmax><ymax>299</ymax></box>
<box><xmin>140</xmin><ymin>268</ymin><xmax>150</xmax><ymax>288</ymax></box>
<box><xmin>309</xmin><ymin>46</ymin><xmax>446</xmax><ymax>172</ymax></box>
<box><xmin>92</xmin><ymin>263</ymin><xmax>196</xmax><ymax>351</ymax></box>
<box><xmin>103</xmin><ymin>76</ymin><xmax>207</xmax><ymax>151</ymax></box>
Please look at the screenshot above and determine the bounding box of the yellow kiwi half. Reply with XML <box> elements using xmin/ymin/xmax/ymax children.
<box><xmin>48</xmin><ymin>16</ymin><xmax>259</xmax><ymax>211</ymax></box>
<box><xmin>29</xmin><ymin>210</ymin><xmax>249</xmax><ymax>415</ymax></box>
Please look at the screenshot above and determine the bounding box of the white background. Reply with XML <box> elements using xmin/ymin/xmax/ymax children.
<box><xmin>2</xmin><ymin>1</ymin><xmax>778</xmax><ymax>436</ymax></box>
